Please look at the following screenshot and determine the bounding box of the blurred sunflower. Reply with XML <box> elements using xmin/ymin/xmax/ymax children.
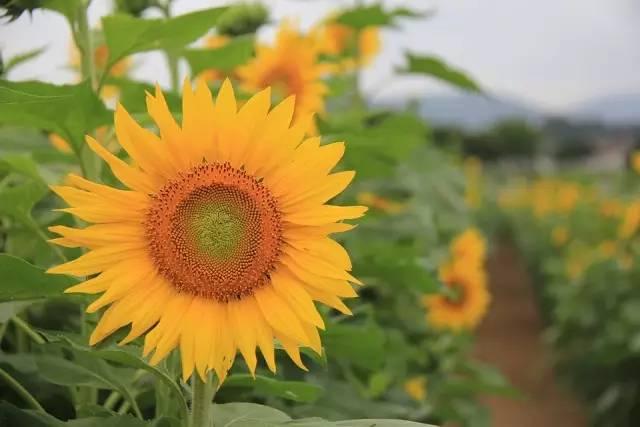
<box><xmin>199</xmin><ymin>34</ymin><xmax>231</xmax><ymax>82</ymax></box>
<box><xmin>450</xmin><ymin>228</ymin><xmax>486</xmax><ymax>265</ymax></box>
<box><xmin>71</xmin><ymin>39</ymin><xmax>130</xmax><ymax>99</ymax></box>
<box><xmin>551</xmin><ymin>226</ymin><xmax>569</xmax><ymax>247</ymax></box>
<box><xmin>423</xmin><ymin>260</ymin><xmax>490</xmax><ymax>331</ymax></box>
<box><xmin>236</xmin><ymin>23</ymin><xmax>327</xmax><ymax>133</ymax></box>
<box><xmin>356</xmin><ymin>191</ymin><xmax>406</xmax><ymax>214</ymax></box>
<box><xmin>47</xmin><ymin>80</ymin><xmax>365</xmax><ymax>382</ymax></box>
<box><xmin>49</xmin><ymin>133</ymin><xmax>73</xmax><ymax>153</ymax></box>
<box><xmin>314</xmin><ymin>19</ymin><xmax>380</xmax><ymax>71</ymax></box>
<box><xmin>632</xmin><ymin>150</ymin><xmax>640</xmax><ymax>174</ymax></box>
<box><xmin>619</xmin><ymin>200</ymin><xmax>640</xmax><ymax>239</ymax></box>
<box><xmin>404</xmin><ymin>376</ymin><xmax>427</xmax><ymax>401</ymax></box>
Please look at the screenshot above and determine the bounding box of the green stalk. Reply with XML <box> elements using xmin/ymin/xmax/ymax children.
<box><xmin>11</xmin><ymin>316</ymin><xmax>45</xmax><ymax>345</ymax></box>
<box><xmin>0</xmin><ymin>368</ymin><xmax>45</xmax><ymax>412</ymax></box>
<box><xmin>76</xmin><ymin>0</ymin><xmax>97</xmax><ymax>90</ymax></box>
<box><xmin>190</xmin><ymin>374</ymin><xmax>217</xmax><ymax>427</ymax></box>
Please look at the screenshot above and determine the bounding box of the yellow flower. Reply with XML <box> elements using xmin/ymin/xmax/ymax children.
<box><xmin>47</xmin><ymin>80</ymin><xmax>366</xmax><ymax>383</ymax></box>
<box><xmin>71</xmin><ymin>42</ymin><xmax>130</xmax><ymax>99</ymax></box>
<box><xmin>619</xmin><ymin>201</ymin><xmax>640</xmax><ymax>239</ymax></box>
<box><xmin>200</xmin><ymin>35</ymin><xmax>231</xmax><ymax>82</ymax></box>
<box><xmin>556</xmin><ymin>183</ymin><xmax>580</xmax><ymax>214</ymax></box>
<box><xmin>600</xmin><ymin>199</ymin><xmax>623</xmax><ymax>218</ymax></box>
<box><xmin>236</xmin><ymin>23</ymin><xmax>327</xmax><ymax>133</ymax></box>
<box><xmin>315</xmin><ymin>20</ymin><xmax>380</xmax><ymax>70</ymax></box>
<box><xmin>49</xmin><ymin>133</ymin><xmax>73</xmax><ymax>153</ymax></box>
<box><xmin>423</xmin><ymin>260</ymin><xmax>490</xmax><ymax>331</ymax></box>
<box><xmin>632</xmin><ymin>150</ymin><xmax>640</xmax><ymax>174</ymax></box>
<box><xmin>598</xmin><ymin>240</ymin><xmax>617</xmax><ymax>258</ymax></box>
<box><xmin>404</xmin><ymin>376</ymin><xmax>427</xmax><ymax>401</ymax></box>
<box><xmin>356</xmin><ymin>191</ymin><xmax>405</xmax><ymax>214</ymax></box>
<box><xmin>551</xmin><ymin>226</ymin><xmax>569</xmax><ymax>247</ymax></box>
<box><xmin>450</xmin><ymin>228</ymin><xmax>486</xmax><ymax>266</ymax></box>
<box><xmin>463</xmin><ymin>156</ymin><xmax>483</xmax><ymax>209</ymax></box>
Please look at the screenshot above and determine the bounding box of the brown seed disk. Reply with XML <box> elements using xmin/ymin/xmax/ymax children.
<box><xmin>145</xmin><ymin>162</ymin><xmax>283</xmax><ymax>302</ymax></box>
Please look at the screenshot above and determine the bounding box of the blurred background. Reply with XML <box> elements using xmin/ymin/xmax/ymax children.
<box><xmin>2</xmin><ymin>1</ymin><xmax>640</xmax><ymax>427</ymax></box>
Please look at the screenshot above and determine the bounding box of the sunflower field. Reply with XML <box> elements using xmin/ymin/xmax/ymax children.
<box><xmin>0</xmin><ymin>2</ymin><xmax>516</xmax><ymax>427</ymax></box>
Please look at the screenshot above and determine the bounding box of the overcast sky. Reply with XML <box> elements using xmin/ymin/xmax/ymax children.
<box><xmin>1</xmin><ymin>0</ymin><xmax>639</xmax><ymax>113</ymax></box>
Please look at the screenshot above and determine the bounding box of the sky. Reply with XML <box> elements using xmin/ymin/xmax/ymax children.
<box><xmin>1</xmin><ymin>0</ymin><xmax>639</xmax><ymax>113</ymax></box>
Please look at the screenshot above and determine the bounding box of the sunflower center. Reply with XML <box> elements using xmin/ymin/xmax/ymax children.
<box><xmin>443</xmin><ymin>282</ymin><xmax>466</xmax><ymax>307</ymax></box>
<box><xmin>145</xmin><ymin>163</ymin><xmax>283</xmax><ymax>302</ymax></box>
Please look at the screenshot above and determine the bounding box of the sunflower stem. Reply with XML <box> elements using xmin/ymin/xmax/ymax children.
<box><xmin>0</xmin><ymin>367</ymin><xmax>45</xmax><ymax>413</ymax></box>
<box><xmin>76</xmin><ymin>0</ymin><xmax>97</xmax><ymax>90</ymax></box>
<box><xmin>190</xmin><ymin>374</ymin><xmax>217</xmax><ymax>427</ymax></box>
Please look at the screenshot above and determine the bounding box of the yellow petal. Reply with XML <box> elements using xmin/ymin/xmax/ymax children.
<box><xmin>285</xmin><ymin>205</ymin><xmax>367</xmax><ymax>226</ymax></box>
<box><xmin>271</xmin><ymin>269</ymin><xmax>324</xmax><ymax>329</ymax></box>
<box><xmin>227</xmin><ymin>298</ymin><xmax>258</xmax><ymax>376</ymax></box>
<box><xmin>254</xmin><ymin>286</ymin><xmax>310</xmax><ymax>345</ymax></box>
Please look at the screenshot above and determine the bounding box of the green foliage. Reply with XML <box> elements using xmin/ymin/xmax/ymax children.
<box><xmin>400</xmin><ymin>54</ymin><xmax>481</xmax><ymax>93</ymax></box>
<box><xmin>183</xmin><ymin>35</ymin><xmax>255</xmax><ymax>75</ymax></box>
<box><xmin>216</xmin><ymin>3</ymin><xmax>268</xmax><ymax>37</ymax></box>
<box><xmin>0</xmin><ymin>80</ymin><xmax>111</xmax><ymax>153</ymax></box>
<box><xmin>336</xmin><ymin>4</ymin><xmax>423</xmax><ymax>29</ymax></box>
<box><xmin>0</xmin><ymin>254</ymin><xmax>74</xmax><ymax>302</ymax></box>
<box><xmin>102</xmin><ymin>7</ymin><xmax>228</xmax><ymax>67</ymax></box>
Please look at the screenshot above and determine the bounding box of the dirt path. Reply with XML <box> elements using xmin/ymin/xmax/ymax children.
<box><xmin>473</xmin><ymin>240</ymin><xmax>587</xmax><ymax>427</ymax></box>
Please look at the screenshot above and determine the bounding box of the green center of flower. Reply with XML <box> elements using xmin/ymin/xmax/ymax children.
<box><xmin>145</xmin><ymin>163</ymin><xmax>283</xmax><ymax>302</ymax></box>
<box><xmin>185</xmin><ymin>199</ymin><xmax>247</xmax><ymax>260</ymax></box>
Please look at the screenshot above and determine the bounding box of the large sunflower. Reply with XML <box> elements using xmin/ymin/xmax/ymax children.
<box><xmin>47</xmin><ymin>80</ymin><xmax>365</xmax><ymax>382</ymax></box>
<box><xmin>236</xmin><ymin>23</ymin><xmax>327</xmax><ymax>132</ymax></box>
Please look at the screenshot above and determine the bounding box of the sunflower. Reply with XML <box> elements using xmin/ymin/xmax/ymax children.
<box><xmin>422</xmin><ymin>260</ymin><xmax>490</xmax><ymax>331</ymax></box>
<box><xmin>315</xmin><ymin>21</ymin><xmax>380</xmax><ymax>69</ymax></box>
<box><xmin>71</xmin><ymin>41</ymin><xmax>130</xmax><ymax>99</ymax></box>
<box><xmin>422</xmin><ymin>229</ymin><xmax>489</xmax><ymax>330</ymax></box>
<box><xmin>236</xmin><ymin>23</ymin><xmax>327</xmax><ymax>132</ymax></box>
<box><xmin>449</xmin><ymin>228</ymin><xmax>486</xmax><ymax>266</ymax></box>
<box><xmin>47</xmin><ymin>79</ymin><xmax>365</xmax><ymax>382</ymax></box>
<box><xmin>49</xmin><ymin>133</ymin><xmax>73</xmax><ymax>154</ymax></box>
<box><xmin>200</xmin><ymin>35</ymin><xmax>231</xmax><ymax>82</ymax></box>
<box><xmin>404</xmin><ymin>376</ymin><xmax>427</xmax><ymax>401</ymax></box>
<box><xmin>551</xmin><ymin>226</ymin><xmax>569</xmax><ymax>247</ymax></box>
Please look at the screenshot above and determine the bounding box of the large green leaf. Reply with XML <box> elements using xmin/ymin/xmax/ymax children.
<box><xmin>336</xmin><ymin>4</ymin><xmax>423</xmax><ymax>29</ymax></box>
<box><xmin>0</xmin><ymin>401</ymin><xmax>149</xmax><ymax>426</ymax></box>
<box><xmin>0</xmin><ymin>80</ymin><xmax>111</xmax><ymax>152</ymax></box>
<box><xmin>0</xmin><ymin>180</ymin><xmax>48</xmax><ymax>228</ymax></box>
<box><xmin>212</xmin><ymin>403</ymin><xmax>291</xmax><ymax>427</ymax></box>
<box><xmin>35</xmin><ymin>353</ymin><xmax>142</xmax><ymax>418</ymax></box>
<box><xmin>399</xmin><ymin>54</ymin><xmax>481</xmax><ymax>93</ymax></box>
<box><xmin>40</xmin><ymin>330</ymin><xmax>189</xmax><ymax>421</ymax></box>
<box><xmin>224</xmin><ymin>374</ymin><xmax>323</xmax><ymax>402</ymax></box>
<box><xmin>0</xmin><ymin>154</ymin><xmax>46</xmax><ymax>183</ymax></box>
<box><xmin>0</xmin><ymin>254</ymin><xmax>74</xmax><ymax>302</ymax></box>
<box><xmin>102</xmin><ymin>7</ymin><xmax>228</xmax><ymax>67</ymax></box>
<box><xmin>322</xmin><ymin>324</ymin><xmax>385</xmax><ymax>371</ymax></box>
<box><xmin>184</xmin><ymin>35</ymin><xmax>254</xmax><ymax>75</ymax></box>
<box><xmin>335</xmin><ymin>421</ymin><xmax>437</xmax><ymax>427</ymax></box>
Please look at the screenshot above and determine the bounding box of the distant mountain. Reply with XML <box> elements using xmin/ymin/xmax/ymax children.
<box><xmin>570</xmin><ymin>93</ymin><xmax>640</xmax><ymax>125</ymax></box>
<box><xmin>374</xmin><ymin>93</ymin><xmax>543</xmax><ymax>130</ymax></box>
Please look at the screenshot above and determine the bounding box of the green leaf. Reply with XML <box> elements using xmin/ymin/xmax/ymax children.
<box><xmin>0</xmin><ymin>154</ymin><xmax>45</xmax><ymax>183</ymax></box>
<box><xmin>335</xmin><ymin>420</ymin><xmax>437</xmax><ymax>427</ymax></box>
<box><xmin>102</xmin><ymin>7</ymin><xmax>229</xmax><ymax>66</ymax></box>
<box><xmin>184</xmin><ymin>35</ymin><xmax>254</xmax><ymax>75</ymax></box>
<box><xmin>212</xmin><ymin>403</ymin><xmax>291</xmax><ymax>427</ymax></box>
<box><xmin>336</xmin><ymin>4</ymin><xmax>422</xmax><ymax>29</ymax></box>
<box><xmin>40</xmin><ymin>329</ymin><xmax>189</xmax><ymax>422</ymax></box>
<box><xmin>35</xmin><ymin>353</ymin><xmax>142</xmax><ymax>418</ymax></box>
<box><xmin>0</xmin><ymin>80</ymin><xmax>111</xmax><ymax>152</ymax></box>
<box><xmin>0</xmin><ymin>180</ymin><xmax>48</xmax><ymax>228</ymax></box>
<box><xmin>399</xmin><ymin>53</ymin><xmax>481</xmax><ymax>93</ymax></box>
<box><xmin>0</xmin><ymin>254</ymin><xmax>74</xmax><ymax>302</ymax></box>
<box><xmin>42</xmin><ymin>0</ymin><xmax>82</xmax><ymax>26</ymax></box>
<box><xmin>322</xmin><ymin>324</ymin><xmax>386</xmax><ymax>371</ymax></box>
<box><xmin>224</xmin><ymin>374</ymin><xmax>323</xmax><ymax>402</ymax></box>
<box><xmin>3</xmin><ymin>47</ymin><xmax>47</xmax><ymax>75</ymax></box>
